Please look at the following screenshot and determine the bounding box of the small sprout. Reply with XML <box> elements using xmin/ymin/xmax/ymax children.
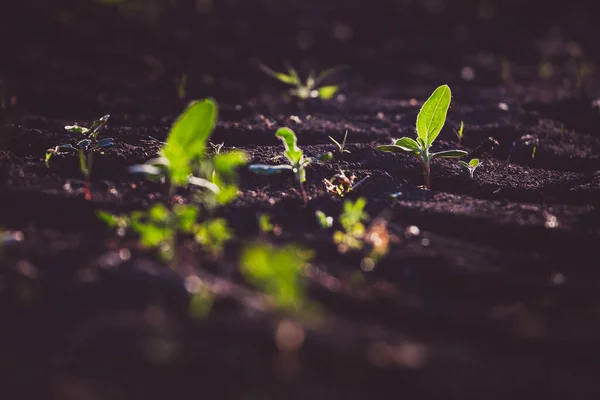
<box><xmin>329</xmin><ymin>130</ymin><xmax>351</xmax><ymax>154</ymax></box>
<box><xmin>260</xmin><ymin>64</ymin><xmax>345</xmax><ymax>100</ymax></box>
<box><xmin>249</xmin><ymin>127</ymin><xmax>332</xmax><ymax>203</ymax></box>
<box><xmin>47</xmin><ymin>115</ymin><xmax>114</xmax><ymax>200</ymax></box>
<box><xmin>315</xmin><ymin>210</ymin><xmax>333</xmax><ymax>229</ymax></box>
<box><xmin>459</xmin><ymin>158</ymin><xmax>480</xmax><ymax>179</ymax></box>
<box><xmin>334</xmin><ymin>197</ymin><xmax>369</xmax><ymax>253</ymax></box>
<box><xmin>455</xmin><ymin>120</ymin><xmax>464</xmax><ymax>148</ymax></box>
<box><xmin>323</xmin><ymin>169</ymin><xmax>369</xmax><ymax>197</ymax></box>
<box><xmin>377</xmin><ymin>85</ymin><xmax>467</xmax><ymax>189</ymax></box>
<box><xmin>258</xmin><ymin>213</ymin><xmax>274</xmax><ymax>234</ymax></box>
<box><xmin>500</xmin><ymin>57</ymin><xmax>513</xmax><ymax>86</ymax></box>
<box><xmin>240</xmin><ymin>242</ymin><xmax>313</xmax><ymax>310</ymax></box>
<box><xmin>210</xmin><ymin>142</ymin><xmax>224</xmax><ymax>155</ymax></box>
<box><xmin>173</xmin><ymin>73</ymin><xmax>188</xmax><ymax>100</ymax></box>
<box><xmin>507</xmin><ymin>134</ymin><xmax>539</xmax><ymax>162</ymax></box>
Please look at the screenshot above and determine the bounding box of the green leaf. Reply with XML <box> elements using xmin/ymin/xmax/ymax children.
<box><xmin>315</xmin><ymin>210</ymin><xmax>333</xmax><ymax>229</ymax></box>
<box><xmin>240</xmin><ymin>242</ymin><xmax>312</xmax><ymax>309</ymax></box>
<box><xmin>173</xmin><ymin>204</ymin><xmax>198</xmax><ymax>233</ymax></box>
<box><xmin>213</xmin><ymin>150</ymin><xmax>248</xmax><ymax>178</ymax></box>
<box><xmin>194</xmin><ymin>218</ymin><xmax>233</xmax><ymax>255</ymax></box>
<box><xmin>249</xmin><ymin>164</ymin><xmax>294</xmax><ymax>175</ymax></box>
<box><xmin>96</xmin><ymin>211</ymin><xmax>121</xmax><ymax>228</ymax></box>
<box><xmin>65</xmin><ymin>124</ymin><xmax>89</xmax><ymax>135</ymax></box>
<box><xmin>149</xmin><ymin>203</ymin><xmax>169</xmax><ymax>222</ymax></box>
<box><xmin>431</xmin><ymin>149</ymin><xmax>468</xmax><ymax>158</ymax></box>
<box><xmin>258</xmin><ymin>214</ymin><xmax>274</xmax><ymax>233</ymax></box>
<box><xmin>188</xmin><ymin>176</ymin><xmax>220</xmax><ymax>194</ymax></box>
<box><xmin>459</xmin><ymin>161</ymin><xmax>469</xmax><ymax>168</ymax></box>
<box><xmin>469</xmin><ymin>158</ymin><xmax>480</xmax><ymax>167</ymax></box>
<box><xmin>163</xmin><ymin>98</ymin><xmax>218</xmax><ymax>186</ymax></box>
<box><xmin>416</xmin><ymin>85</ymin><xmax>452</xmax><ymax>147</ymax></box>
<box><xmin>316</xmin><ymin>152</ymin><xmax>333</xmax><ymax>161</ymax></box>
<box><xmin>89</xmin><ymin>115</ymin><xmax>110</xmax><ymax>138</ymax></box>
<box><xmin>318</xmin><ymin>85</ymin><xmax>339</xmax><ymax>99</ymax></box>
<box><xmin>456</xmin><ymin>120</ymin><xmax>464</xmax><ymax>139</ymax></box>
<box><xmin>260</xmin><ymin>65</ymin><xmax>299</xmax><ymax>86</ymax></box>
<box><xmin>275</xmin><ymin>127</ymin><xmax>303</xmax><ymax>165</ymax></box>
<box><xmin>376</xmin><ymin>145</ymin><xmax>414</xmax><ymax>154</ymax></box>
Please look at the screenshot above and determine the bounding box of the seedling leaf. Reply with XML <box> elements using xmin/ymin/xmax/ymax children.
<box><xmin>416</xmin><ymin>85</ymin><xmax>452</xmax><ymax>147</ymax></box>
<box><xmin>275</xmin><ymin>127</ymin><xmax>303</xmax><ymax>165</ymax></box>
<box><xmin>432</xmin><ymin>149</ymin><xmax>468</xmax><ymax>158</ymax></box>
<box><xmin>248</xmin><ymin>164</ymin><xmax>294</xmax><ymax>175</ymax></box>
<box><xmin>163</xmin><ymin>98</ymin><xmax>218</xmax><ymax>185</ymax></box>
<box><xmin>318</xmin><ymin>85</ymin><xmax>339</xmax><ymax>99</ymax></box>
<box><xmin>469</xmin><ymin>158</ymin><xmax>480</xmax><ymax>167</ymax></box>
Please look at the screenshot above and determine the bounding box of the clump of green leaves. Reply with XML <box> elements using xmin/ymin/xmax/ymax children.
<box><xmin>46</xmin><ymin>115</ymin><xmax>114</xmax><ymax>200</ymax></box>
<box><xmin>377</xmin><ymin>85</ymin><xmax>468</xmax><ymax>190</ymax></box>
<box><xmin>334</xmin><ymin>197</ymin><xmax>369</xmax><ymax>253</ymax></box>
<box><xmin>240</xmin><ymin>242</ymin><xmax>313</xmax><ymax>310</ymax></box>
<box><xmin>260</xmin><ymin>64</ymin><xmax>344</xmax><ymax>100</ymax></box>
<box><xmin>459</xmin><ymin>158</ymin><xmax>480</xmax><ymax>179</ymax></box>
<box><xmin>249</xmin><ymin>127</ymin><xmax>332</xmax><ymax>203</ymax></box>
<box><xmin>455</xmin><ymin>120</ymin><xmax>464</xmax><ymax>148</ymax></box>
<box><xmin>99</xmin><ymin>99</ymin><xmax>245</xmax><ymax>263</ymax></box>
<box><xmin>329</xmin><ymin>130</ymin><xmax>351</xmax><ymax>154</ymax></box>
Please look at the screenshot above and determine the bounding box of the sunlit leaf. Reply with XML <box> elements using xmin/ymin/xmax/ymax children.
<box><xmin>318</xmin><ymin>85</ymin><xmax>339</xmax><ymax>99</ymax></box>
<box><xmin>275</xmin><ymin>127</ymin><xmax>303</xmax><ymax>165</ymax></box>
<box><xmin>416</xmin><ymin>84</ymin><xmax>452</xmax><ymax>147</ymax></box>
<box><xmin>431</xmin><ymin>149</ymin><xmax>468</xmax><ymax>158</ymax></box>
<box><xmin>248</xmin><ymin>164</ymin><xmax>293</xmax><ymax>174</ymax></box>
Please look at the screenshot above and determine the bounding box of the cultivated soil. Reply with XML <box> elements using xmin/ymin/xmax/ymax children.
<box><xmin>1</xmin><ymin>0</ymin><xmax>600</xmax><ymax>399</ymax></box>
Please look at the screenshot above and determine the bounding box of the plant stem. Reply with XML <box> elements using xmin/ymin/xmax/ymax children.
<box><xmin>299</xmin><ymin>180</ymin><xmax>308</xmax><ymax>204</ymax></box>
<box><xmin>420</xmin><ymin>158</ymin><xmax>431</xmax><ymax>190</ymax></box>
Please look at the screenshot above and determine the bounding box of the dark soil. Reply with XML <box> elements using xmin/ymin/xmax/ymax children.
<box><xmin>2</xmin><ymin>0</ymin><xmax>600</xmax><ymax>398</ymax></box>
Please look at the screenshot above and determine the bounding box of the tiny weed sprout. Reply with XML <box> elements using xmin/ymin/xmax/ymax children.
<box><xmin>507</xmin><ymin>134</ymin><xmax>539</xmax><ymax>162</ymax></box>
<box><xmin>459</xmin><ymin>158</ymin><xmax>480</xmax><ymax>179</ymax></box>
<box><xmin>240</xmin><ymin>242</ymin><xmax>313</xmax><ymax>310</ymax></box>
<box><xmin>258</xmin><ymin>213</ymin><xmax>274</xmax><ymax>234</ymax></box>
<box><xmin>173</xmin><ymin>73</ymin><xmax>188</xmax><ymax>100</ymax></box>
<box><xmin>260</xmin><ymin>64</ymin><xmax>344</xmax><ymax>100</ymax></box>
<box><xmin>46</xmin><ymin>115</ymin><xmax>114</xmax><ymax>200</ymax></box>
<box><xmin>315</xmin><ymin>210</ymin><xmax>333</xmax><ymax>229</ymax></box>
<box><xmin>455</xmin><ymin>120</ymin><xmax>464</xmax><ymax>148</ymax></box>
<box><xmin>249</xmin><ymin>127</ymin><xmax>332</xmax><ymax>204</ymax></box>
<box><xmin>329</xmin><ymin>130</ymin><xmax>351</xmax><ymax>154</ymax></box>
<box><xmin>100</xmin><ymin>99</ymin><xmax>245</xmax><ymax>264</ymax></box>
<box><xmin>323</xmin><ymin>169</ymin><xmax>369</xmax><ymax>197</ymax></box>
<box><xmin>377</xmin><ymin>85</ymin><xmax>468</xmax><ymax>190</ymax></box>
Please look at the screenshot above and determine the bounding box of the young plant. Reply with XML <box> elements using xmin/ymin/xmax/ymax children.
<box><xmin>376</xmin><ymin>85</ymin><xmax>468</xmax><ymax>190</ymax></box>
<box><xmin>455</xmin><ymin>120</ymin><xmax>464</xmax><ymax>148</ymax></box>
<box><xmin>507</xmin><ymin>134</ymin><xmax>539</xmax><ymax>162</ymax></box>
<box><xmin>249</xmin><ymin>127</ymin><xmax>332</xmax><ymax>203</ymax></box>
<box><xmin>100</xmin><ymin>99</ymin><xmax>245</xmax><ymax>264</ymax></box>
<box><xmin>260</xmin><ymin>64</ymin><xmax>344</xmax><ymax>100</ymax></box>
<box><xmin>240</xmin><ymin>242</ymin><xmax>313</xmax><ymax>310</ymax></box>
<box><xmin>329</xmin><ymin>130</ymin><xmax>351</xmax><ymax>154</ymax></box>
<box><xmin>46</xmin><ymin>115</ymin><xmax>114</xmax><ymax>200</ymax></box>
<box><xmin>323</xmin><ymin>169</ymin><xmax>369</xmax><ymax>197</ymax></box>
<box><xmin>315</xmin><ymin>210</ymin><xmax>333</xmax><ymax>229</ymax></box>
<box><xmin>459</xmin><ymin>158</ymin><xmax>480</xmax><ymax>179</ymax></box>
<box><xmin>334</xmin><ymin>197</ymin><xmax>369</xmax><ymax>253</ymax></box>
<box><xmin>174</xmin><ymin>73</ymin><xmax>188</xmax><ymax>100</ymax></box>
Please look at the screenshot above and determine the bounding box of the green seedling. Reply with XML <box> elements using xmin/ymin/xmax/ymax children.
<box><xmin>315</xmin><ymin>210</ymin><xmax>333</xmax><ymax>229</ymax></box>
<box><xmin>249</xmin><ymin>127</ymin><xmax>332</xmax><ymax>203</ymax></box>
<box><xmin>100</xmin><ymin>99</ymin><xmax>245</xmax><ymax>264</ymax></box>
<box><xmin>174</xmin><ymin>73</ymin><xmax>188</xmax><ymax>100</ymax></box>
<box><xmin>260</xmin><ymin>64</ymin><xmax>344</xmax><ymax>100</ymax></box>
<box><xmin>323</xmin><ymin>169</ymin><xmax>369</xmax><ymax>197</ymax></box>
<box><xmin>377</xmin><ymin>85</ymin><xmax>468</xmax><ymax>190</ymax></box>
<box><xmin>329</xmin><ymin>130</ymin><xmax>351</xmax><ymax>154</ymax></box>
<box><xmin>240</xmin><ymin>242</ymin><xmax>313</xmax><ymax>310</ymax></box>
<box><xmin>455</xmin><ymin>120</ymin><xmax>464</xmax><ymax>148</ymax></box>
<box><xmin>507</xmin><ymin>134</ymin><xmax>539</xmax><ymax>162</ymax></box>
<box><xmin>459</xmin><ymin>158</ymin><xmax>480</xmax><ymax>179</ymax></box>
<box><xmin>258</xmin><ymin>213</ymin><xmax>274</xmax><ymax>234</ymax></box>
<box><xmin>334</xmin><ymin>197</ymin><xmax>369</xmax><ymax>253</ymax></box>
<box><xmin>46</xmin><ymin>115</ymin><xmax>114</xmax><ymax>200</ymax></box>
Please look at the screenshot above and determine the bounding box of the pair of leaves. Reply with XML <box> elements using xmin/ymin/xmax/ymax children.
<box><xmin>377</xmin><ymin>85</ymin><xmax>467</xmax><ymax>159</ymax></box>
<box><xmin>249</xmin><ymin>127</ymin><xmax>332</xmax><ymax>183</ymax></box>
